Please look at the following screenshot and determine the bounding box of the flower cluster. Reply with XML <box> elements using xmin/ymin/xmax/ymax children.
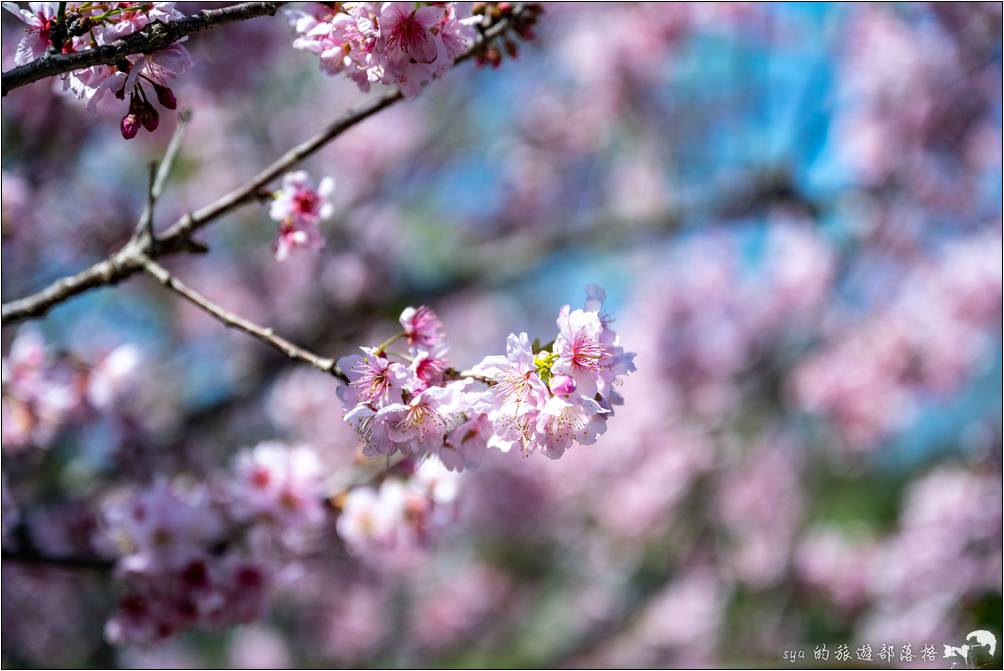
<box><xmin>3</xmin><ymin>2</ymin><xmax>191</xmax><ymax>138</ymax></box>
<box><xmin>267</xmin><ymin>170</ymin><xmax>335</xmax><ymax>261</ymax></box>
<box><xmin>336</xmin><ymin>455</ymin><xmax>460</xmax><ymax>555</ymax></box>
<box><xmin>103</xmin><ymin>441</ymin><xmax>330</xmax><ymax>644</ymax></box>
<box><xmin>1</xmin><ymin>329</ymin><xmax>75</xmax><ymax>452</ymax></box>
<box><xmin>284</xmin><ymin>2</ymin><xmax>476</xmax><ymax>98</ymax></box>
<box><xmin>284</xmin><ymin>3</ymin><xmax>542</xmax><ymax>98</ymax></box>
<box><xmin>794</xmin><ymin>227</ymin><xmax>1002</xmax><ymax>449</ymax></box>
<box><xmin>337</xmin><ymin>286</ymin><xmax>636</xmax><ymax>467</ymax></box>
<box><xmin>1</xmin><ymin>329</ymin><xmax>141</xmax><ymax>453</ymax></box>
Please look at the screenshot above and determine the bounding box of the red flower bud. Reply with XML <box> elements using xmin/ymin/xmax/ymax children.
<box><xmin>139</xmin><ymin>103</ymin><xmax>160</xmax><ymax>132</ymax></box>
<box><xmin>485</xmin><ymin>46</ymin><xmax>502</xmax><ymax>69</ymax></box>
<box><xmin>153</xmin><ymin>83</ymin><xmax>177</xmax><ymax>110</ymax></box>
<box><xmin>120</xmin><ymin>114</ymin><xmax>140</xmax><ymax>140</ymax></box>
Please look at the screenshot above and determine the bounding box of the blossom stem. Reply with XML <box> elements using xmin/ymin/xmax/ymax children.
<box><xmin>133</xmin><ymin>109</ymin><xmax>193</xmax><ymax>245</ymax></box>
<box><xmin>374</xmin><ymin>332</ymin><xmax>405</xmax><ymax>355</ymax></box>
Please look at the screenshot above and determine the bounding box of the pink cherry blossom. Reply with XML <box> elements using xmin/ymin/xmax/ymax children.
<box><xmin>1</xmin><ymin>329</ymin><xmax>77</xmax><ymax>452</ymax></box>
<box><xmin>228</xmin><ymin>442</ymin><xmax>327</xmax><ymax>533</ymax></box>
<box><xmin>381</xmin><ymin>3</ymin><xmax>443</xmax><ymax>63</ymax></box>
<box><xmin>86</xmin><ymin>344</ymin><xmax>141</xmax><ymax>409</ymax></box>
<box><xmin>336</xmin><ymin>347</ymin><xmax>411</xmax><ymax>408</ymax></box>
<box><xmin>409</xmin><ymin>345</ymin><xmax>450</xmax><ymax>391</ymax></box>
<box><xmin>336</xmin><ymin>479</ymin><xmax>407</xmax><ymax>552</ymax></box>
<box><xmin>269</xmin><ymin>171</ymin><xmax>335</xmax><ymax>227</ymax></box>
<box><xmin>378</xmin><ymin>382</ymin><xmax>466</xmax><ymax>455</ymax></box>
<box><xmin>4</xmin><ymin>2</ymin><xmax>192</xmax><ymax>136</ymax></box>
<box><xmin>2</xmin><ymin>1</ymin><xmax>59</xmax><ymax>65</ymax></box>
<box><xmin>285</xmin><ymin>2</ymin><xmax>481</xmax><ymax>98</ymax></box>
<box><xmin>552</xmin><ymin>305</ymin><xmax>609</xmax><ymax>397</ymax></box>
<box><xmin>268</xmin><ymin>171</ymin><xmax>334</xmax><ymax>260</ymax></box>
<box><xmin>105</xmin><ymin>479</ymin><xmax>221</xmax><ymax>574</ymax></box>
<box><xmin>534</xmin><ymin>394</ymin><xmax>608</xmax><ymax>459</ymax></box>
<box><xmin>400</xmin><ymin>305</ymin><xmax>446</xmax><ymax>350</ymax></box>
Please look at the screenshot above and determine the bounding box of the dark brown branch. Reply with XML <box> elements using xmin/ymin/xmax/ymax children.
<box><xmin>2</xmin><ymin>547</ymin><xmax>115</xmax><ymax>571</ymax></box>
<box><xmin>1</xmin><ymin>2</ymin><xmax>287</xmax><ymax>96</ymax></box>
<box><xmin>0</xmin><ymin>5</ymin><xmax>532</xmax><ymax>326</ymax></box>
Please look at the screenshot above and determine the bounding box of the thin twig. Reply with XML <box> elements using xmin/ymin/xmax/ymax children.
<box><xmin>140</xmin><ymin>257</ymin><xmax>349</xmax><ymax>383</ymax></box>
<box><xmin>139</xmin><ymin>259</ymin><xmax>499</xmax><ymax>391</ymax></box>
<box><xmin>1</xmin><ymin>2</ymin><xmax>287</xmax><ymax>96</ymax></box>
<box><xmin>134</xmin><ymin>109</ymin><xmax>193</xmax><ymax>244</ymax></box>
<box><xmin>1</xmin><ymin>5</ymin><xmax>531</xmax><ymax>326</ymax></box>
<box><xmin>151</xmin><ymin>109</ymin><xmax>194</xmax><ymax>200</ymax></box>
<box><xmin>141</xmin><ymin>161</ymin><xmax>158</xmax><ymax>242</ymax></box>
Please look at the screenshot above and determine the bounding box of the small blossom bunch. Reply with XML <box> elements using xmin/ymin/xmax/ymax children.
<box><xmin>103</xmin><ymin>442</ymin><xmax>329</xmax><ymax>644</ymax></box>
<box><xmin>284</xmin><ymin>2</ymin><xmax>476</xmax><ymax>97</ymax></box>
<box><xmin>3</xmin><ymin>2</ymin><xmax>192</xmax><ymax>139</ymax></box>
<box><xmin>337</xmin><ymin>285</ymin><xmax>636</xmax><ymax>466</ymax></box>
<box><xmin>474</xmin><ymin>285</ymin><xmax>637</xmax><ymax>458</ymax></box>
<box><xmin>2</xmin><ymin>330</ymin><xmax>142</xmax><ymax>453</ymax></box>
<box><xmin>227</xmin><ymin>441</ymin><xmax>327</xmax><ymax>539</ymax></box>
<box><xmin>103</xmin><ymin>479</ymin><xmax>258</xmax><ymax>644</ymax></box>
<box><xmin>284</xmin><ymin>3</ymin><xmax>542</xmax><ymax>98</ymax></box>
<box><xmin>336</xmin><ymin>455</ymin><xmax>460</xmax><ymax>555</ymax></box>
<box><xmin>267</xmin><ymin>170</ymin><xmax>335</xmax><ymax>261</ymax></box>
<box><xmin>1</xmin><ymin>329</ymin><xmax>76</xmax><ymax>452</ymax></box>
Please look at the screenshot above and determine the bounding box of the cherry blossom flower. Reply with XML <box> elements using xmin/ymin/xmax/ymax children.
<box><xmin>552</xmin><ymin>305</ymin><xmax>610</xmax><ymax>397</ymax></box>
<box><xmin>1</xmin><ymin>329</ymin><xmax>77</xmax><ymax>452</ymax></box>
<box><xmin>409</xmin><ymin>345</ymin><xmax>450</xmax><ymax>391</ymax></box>
<box><xmin>86</xmin><ymin>344</ymin><xmax>141</xmax><ymax>410</ymax></box>
<box><xmin>338</xmin><ymin>290</ymin><xmax>636</xmax><ymax>461</ymax></box>
<box><xmin>374</xmin><ymin>382</ymin><xmax>466</xmax><ymax>455</ymax></box>
<box><xmin>2</xmin><ymin>1</ymin><xmax>59</xmax><ymax>65</ymax></box>
<box><xmin>534</xmin><ymin>394</ymin><xmax>608</xmax><ymax>459</ymax></box>
<box><xmin>400</xmin><ymin>305</ymin><xmax>446</xmax><ymax>350</ymax></box>
<box><xmin>268</xmin><ymin>171</ymin><xmax>334</xmax><ymax>260</ymax></box>
<box><xmin>336</xmin><ymin>347</ymin><xmax>411</xmax><ymax>408</ymax></box>
<box><xmin>4</xmin><ymin>2</ymin><xmax>192</xmax><ymax>137</ymax></box>
<box><xmin>285</xmin><ymin>2</ymin><xmax>481</xmax><ymax>98</ymax></box>
<box><xmin>105</xmin><ymin>479</ymin><xmax>221</xmax><ymax>574</ymax></box>
<box><xmin>274</xmin><ymin>219</ymin><xmax>325</xmax><ymax>261</ymax></box>
<box><xmin>228</xmin><ymin>442</ymin><xmax>327</xmax><ymax>534</ymax></box>
<box><xmin>336</xmin><ymin>479</ymin><xmax>407</xmax><ymax>552</ymax></box>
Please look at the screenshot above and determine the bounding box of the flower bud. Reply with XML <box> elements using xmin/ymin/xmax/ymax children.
<box><xmin>153</xmin><ymin>83</ymin><xmax>177</xmax><ymax>110</ymax></box>
<box><xmin>120</xmin><ymin>113</ymin><xmax>140</xmax><ymax>140</ymax></box>
<box><xmin>549</xmin><ymin>374</ymin><xmax>576</xmax><ymax>396</ymax></box>
<box><xmin>139</xmin><ymin>103</ymin><xmax>160</xmax><ymax>132</ymax></box>
<box><xmin>484</xmin><ymin>46</ymin><xmax>502</xmax><ymax>69</ymax></box>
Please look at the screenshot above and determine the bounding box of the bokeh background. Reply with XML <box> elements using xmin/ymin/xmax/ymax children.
<box><xmin>2</xmin><ymin>2</ymin><xmax>1002</xmax><ymax>668</ymax></box>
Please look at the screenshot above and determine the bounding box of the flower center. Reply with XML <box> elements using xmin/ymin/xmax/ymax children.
<box><xmin>571</xmin><ymin>334</ymin><xmax>607</xmax><ymax>372</ymax></box>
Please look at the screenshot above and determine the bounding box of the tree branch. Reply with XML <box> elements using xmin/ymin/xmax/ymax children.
<box><xmin>1</xmin><ymin>2</ymin><xmax>287</xmax><ymax>96</ymax></box>
<box><xmin>1</xmin><ymin>5</ymin><xmax>532</xmax><ymax>326</ymax></box>
<box><xmin>134</xmin><ymin>109</ymin><xmax>193</xmax><ymax>244</ymax></box>
<box><xmin>140</xmin><ymin>257</ymin><xmax>349</xmax><ymax>382</ymax></box>
<box><xmin>2</xmin><ymin>547</ymin><xmax>116</xmax><ymax>571</ymax></box>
